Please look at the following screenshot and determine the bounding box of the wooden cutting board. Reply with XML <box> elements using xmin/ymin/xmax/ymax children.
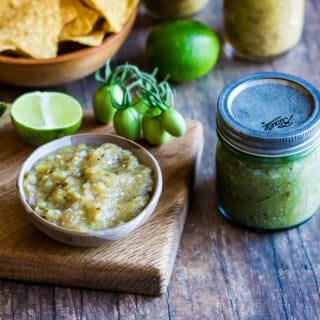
<box><xmin>0</xmin><ymin>108</ymin><xmax>203</xmax><ymax>296</ymax></box>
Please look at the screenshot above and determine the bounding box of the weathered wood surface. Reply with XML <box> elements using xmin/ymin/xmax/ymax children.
<box><xmin>0</xmin><ymin>109</ymin><xmax>203</xmax><ymax>295</ymax></box>
<box><xmin>0</xmin><ymin>0</ymin><xmax>320</xmax><ymax>318</ymax></box>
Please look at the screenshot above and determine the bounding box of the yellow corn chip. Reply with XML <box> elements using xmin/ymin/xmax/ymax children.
<box><xmin>102</xmin><ymin>0</ymin><xmax>138</xmax><ymax>33</ymax></box>
<box><xmin>60</xmin><ymin>0</ymin><xmax>100</xmax><ymax>38</ymax></box>
<box><xmin>60</xmin><ymin>0</ymin><xmax>78</xmax><ymax>25</ymax></box>
<box><xmin>83</xmin><ymin>0</ymin><xmax>129</xmax><ymax>33</ymax></box>
<box><xmin>125</xmin><ymin>0</ymin><xmax>139</xmax><ymax>20</ymax></box>
<box><xmin>0</xmin><ymin>0</ymin><xmax>61</xmax><ymax>58</ymax></box>
<box><xmin>0</xmin><ymin>0</ymin><xmax>137</xmax><ymax>59</ymax></box>
<box><xmin>61</xmin><ymin>30</ymin><xmax>105</xmax><ymax>46</ymax></box>
<box><xmin>0</xmin><ymin>38</ymin><xmax>16</xmax><ymax>52</ymax></box>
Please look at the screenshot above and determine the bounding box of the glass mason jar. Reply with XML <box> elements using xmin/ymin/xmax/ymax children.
<box><xmin>223</xmin><ymin>0</ymin><xmax>305</xmax><ymax>61</ymax></box>
<box><xmin>216</xmin><ymin>72</ymin><xmax>320</xmax><ymax>231</ymax></box>
<box><xmin>142</xmin><ymin>0</ymin><xmax>209</xmax><ymax>19</ymax></box>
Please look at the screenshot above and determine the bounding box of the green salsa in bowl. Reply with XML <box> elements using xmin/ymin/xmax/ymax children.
<box><xmin>17</xmin><ymin>133</ymin><xmax>162</xmax><ymax>246</ymax></box>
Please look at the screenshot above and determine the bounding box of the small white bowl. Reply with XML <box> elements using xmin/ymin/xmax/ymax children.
<box><xmin>17</xmin><ymin>133</ymin><xmax>162</xmax><ymax>246</ymax></box>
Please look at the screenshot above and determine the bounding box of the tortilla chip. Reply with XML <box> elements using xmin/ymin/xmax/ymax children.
<box><xmin>102</xmin><ymin>0</ymin><xmax>138</xmax><ymax>33</ymax></box>
<box><xmin>61</xmin><ymin>30</ymin><xmax>105</xmax><ymax>46</ymax></box>
<box><xmin>0</xmin><ymin>0</ymin><xmax>61</xmax><ymax>58</ymax></box>
<box><xmin>60</xmin><ymin>0</ymin><xmax>78</xmax><ymax>25</ymax></box>
<box><xmin>60</xmin><ymin>0</ymin><xmax>100</xmax><ymax>39</ymax></box>
<box><xmin>125</xmin><ymin>0</ymin><xmax>139</xmax><ymax>19</ymax></box>
<box><xmin>0</xmin><ymin>0</ymin><xmax>137</xmax><ymax>58</ymax></box>
<box><xmin>0</xmin><ymin>38</ymin><xmax>16</xmax><ymax>52</ymax></box>
<box><xmin>83</xmin><ymin>0</ymin><xmax>129</xmax><ymax>33</ymax></box>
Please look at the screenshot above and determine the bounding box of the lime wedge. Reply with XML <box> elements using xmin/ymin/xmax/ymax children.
<box><xmin>11</xmin><ymin>91</ymin><xmax>83</xmax><ymax>146</ymax></box>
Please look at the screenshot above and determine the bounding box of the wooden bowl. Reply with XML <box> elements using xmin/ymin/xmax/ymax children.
<box><xmin>17</xmin><ymin>133</ymin><xmax>163</xmax><ymax>246</ymax></box>
<box><xmin>0</xmin><ymin>9</ymin><xmax>137</xmax><ymax>87</ymax></box>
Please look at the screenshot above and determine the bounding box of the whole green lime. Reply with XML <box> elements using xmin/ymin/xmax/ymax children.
<box><xmin>146</xmin><ymin>20</ymin><xmax>220</xmax><ymax>81</ymax></box>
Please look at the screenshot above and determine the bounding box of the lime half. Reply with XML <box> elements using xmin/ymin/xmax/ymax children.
<box><xmin>11</xmin><ymin>91</ymin><xmax>83</xmax><ymax>146</ymax></box>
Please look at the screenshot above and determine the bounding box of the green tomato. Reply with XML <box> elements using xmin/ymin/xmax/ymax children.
<box><xmin>93</xmin><ymin>84</ymin><xmax>123</xmax><ymax>124</ymax></box>
<box><xmin>113</xmin><ymin>107</ymin><xmax>141</xmax><ymax>141</ymax></box>
<box><xmin>142</xmin><ymin>116</ymin><xmax>171</xmax><ymax>145</ymax></box>
<box><xmin>145</xmin><ymin>106</ymin><xmax>162</xmax><ymax>118</ymax></box>
<box><xmin>133</xmin><ymin>97</ymin><xmax>150</xmax><ymax>115</ymax></box>
<box><xmin>160</xmin><ymin>108</ymin><xmax>186</xmax><ymax>137</ymax></box>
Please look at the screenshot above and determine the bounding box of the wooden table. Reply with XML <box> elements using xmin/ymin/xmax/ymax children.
<box><xmin>1</xmin><ymin>0</ymin><xmax>319</xmax><ymax>319</ymax></box>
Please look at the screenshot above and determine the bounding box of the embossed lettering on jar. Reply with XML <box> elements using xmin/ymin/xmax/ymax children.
<box><xmin>216</xmin><ymin>72</ymin><xmax>320</xmax><ymax>231</ymax></box>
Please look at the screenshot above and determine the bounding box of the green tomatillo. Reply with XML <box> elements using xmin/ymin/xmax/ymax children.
<box><xmin>93</xmin><ymin>84</ymin><xmax>123</xmax><ymax>124</ymax></box>
<box><xmin>133</xmin><ymin>97</ymin><xmax>150</xmax><ymax>115</ymax></box>
<box><xmin>160</xmin><ymin>108</ymin><xmax>186</xmax><ymax>137</ymax></box>
<box><xmin>93</xmin><ymin>62</ymin><xmax>187</xmax><ymax>145</ymax></box>
<box><xmin>113</xmin><ymin>107</ymin><xmax>141</xmax><ymax>141</ymax></box>
<box><xmin>142</xmin><ymin>116</ymin><xmax>171</xmax><ymax>145</ymax></box>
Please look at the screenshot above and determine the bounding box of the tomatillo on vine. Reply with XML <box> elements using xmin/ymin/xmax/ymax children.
<box><xmin>93</xmin><ymin>84</ymin><xmax>123</xmax><ymax>124</ymax></box>
<box><xmin>93</xmin><ymin>62</ymin><xmax>140</xmax><ymax>124</ymax></box>
<box><xmin>139</xmin><ymin>79</ymin><xmax>186</xmax><ymax>140</ymax></box>
<box><xmin>114</xmin><ymin>107</ymin><xmax>141</xmax><ymax>141</ymax></box>
<box><xmin>142</xmin><ymin>116</ymin><xmax>171</xmax><ymax>145</ymax></box>
<box><xmin>133</xmin><ymin>97</ymin><xmax>150</xmax><ymax>115</ymax></box>
<box><xmin>161</xmin><ymin>108</ymin><xmax>186</xmax><ymax>137</ymax></box>
<box><xmin>93</xmin><ymin>62</ymin><xmax>187</xmax><ymax>145</ymax></box>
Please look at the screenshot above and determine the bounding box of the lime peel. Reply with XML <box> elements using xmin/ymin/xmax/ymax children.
<box><xmin>146</xmin><ymin>20</ymin><xmax>220</xmax><ymax>82</ymax></box>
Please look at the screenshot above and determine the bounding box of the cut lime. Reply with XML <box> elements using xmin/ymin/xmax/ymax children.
<box><xmin>11</xmin><ymin>91</ymin><xmax>83</xmax><ymax>146</ymax></box>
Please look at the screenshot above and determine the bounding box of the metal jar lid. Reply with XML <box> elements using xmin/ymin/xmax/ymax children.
<box><xmin>216</xmin><ymin>72</ymin><xmax>320</xmax><ymax>157</ymax></box>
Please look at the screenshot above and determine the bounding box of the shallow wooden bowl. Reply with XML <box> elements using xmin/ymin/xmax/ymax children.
<box><xmin>17</xmin><ymin>133</ymin><xmax>163</xmax><ymax>247</ymax></box>
<box><xmin>0</xmin><ymin>9</ymin><xmax>137</xmax><ymax>87</ymax></box>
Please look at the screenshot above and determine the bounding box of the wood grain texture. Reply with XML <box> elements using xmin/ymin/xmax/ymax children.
<box><xmin>0</xmin><ymin>109</ymin><xmax>203</xmax><ymax>296</ymax></box>
<box><xmin>0</xmin><ymin>0</ymin><xmax>320</xmax><ymax>318</ymax></box>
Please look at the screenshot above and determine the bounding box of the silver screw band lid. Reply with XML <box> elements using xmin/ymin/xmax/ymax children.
<box><xmin>216</xmin><ymin>72</ymin><xmax>320</xmax><ymax>157</ymax></box>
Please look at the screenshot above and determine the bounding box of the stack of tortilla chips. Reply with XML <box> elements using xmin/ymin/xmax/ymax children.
<box><xmin>0</xmin><ymin>0</ymin><xmax>138</xmax><ymax>59</ymax></box>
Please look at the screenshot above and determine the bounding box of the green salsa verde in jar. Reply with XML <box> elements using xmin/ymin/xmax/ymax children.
<box><xmin>223</xmin><ymin>0</ymin><xmax>305</xmax><ymax>60</ymax></box>
<box><xmin>216</xmin><ymin>72</ymin><xmax>320</xmax><ymax>231</ymax></box>
<box><xmin>142</xmin><ymin>0</ymin><xmax>208</xmax><ymax>19</ymax></box>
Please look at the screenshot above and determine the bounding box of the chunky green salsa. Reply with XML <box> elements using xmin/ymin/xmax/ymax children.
<box><xmin>23</xmin><ymin>143</ymin><xmax>154</xmax><ymax>232</ymax></box>
<box><xmin>216</xmin><ymin>141</ymin><xmax>320</xmax><ymax>230</ymax></box>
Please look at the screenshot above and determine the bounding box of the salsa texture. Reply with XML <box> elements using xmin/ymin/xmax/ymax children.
<box><xmin>23</xmin><ymin>143</ymin><xmax>153</xmax><ymax>232</ymax></box>
<box><xmin>224</xmin><ymin>0</ymin><xmax>304</xmax><ymax>59</ymax></box>
<box><xmin>216</xmin><ymin>141</ymin><xmax>320</xmax><ymax>230</ymax></box>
